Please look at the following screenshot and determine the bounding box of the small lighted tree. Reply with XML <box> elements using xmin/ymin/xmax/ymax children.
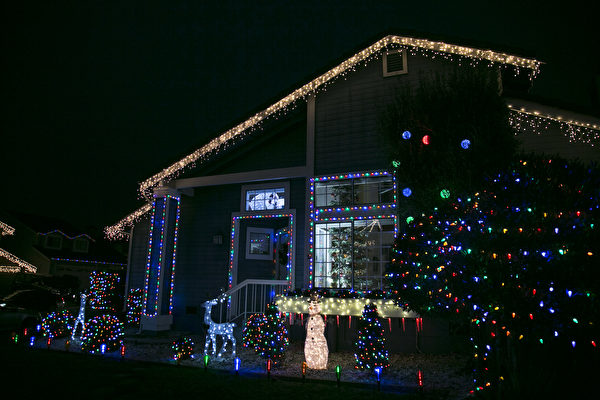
<box><xmin>80</xmin><ymin>314</ymin><xmax>124</xmax><ymax>354</ymax></box>
<box><xmin>354</xmin><ymin>303</ymin><xmax>389</xmax><ymax>370</ymax></box>
<box><xmin>242</xmin><ymin>303</ymin><xmax>289</xmax><ymax>363</ymax></box>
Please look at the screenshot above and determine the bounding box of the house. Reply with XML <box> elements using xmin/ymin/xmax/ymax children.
<box><xmin>0</xmin><ymin>212</ymin><xmax>127</xmax><ymax>292</ymax></box>
<box><xmin>105</xmin><ymin>34</ymin><xmax>600</xmax><ymax>348</ymax></box>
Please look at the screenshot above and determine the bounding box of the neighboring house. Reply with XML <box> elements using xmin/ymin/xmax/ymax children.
<box><xmin>105</xmin><ymin>34</ymin><xmax>600</xmax><ymax>340</ymax></box>
<box><xmin>0</xmin><ymin>212</ymin><xmax>127</xmax><ymax>291</ymax></box>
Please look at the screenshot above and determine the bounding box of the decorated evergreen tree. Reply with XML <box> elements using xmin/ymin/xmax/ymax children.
<box><xmin>88</xmin><ymin>271</ymin><xmax>122</xmax><ymax>314</ymax></box>
<box><xmin>241</xmin><ymin>303</ymin><xmax>289</xmax><ymax>362</ymax></box>
<box><xmin>125</xmin><ymin>288</ymin><xmax>143</xmax><ymax>326</ymax></box>
<box><xmin>354</xmin><ymin>303</ymin><xmax>389</xmax><ymax>370</ymax></box>
<box><xmin>387</xmin><ymin>155</ymin><xmax>600</xmax><ymax>397</ymax></box>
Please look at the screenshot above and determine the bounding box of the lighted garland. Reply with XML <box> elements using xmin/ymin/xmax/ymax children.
<box><xmin>354</xmin><ymin>303</ymin><xmax>390</xmax><ymax>370</ymax></box>
<box><xmin>80</xmin><ymin>314</ymin><xmax>124</xmax><ymax>354</ymax></box>
<box><xmin>0</xmin><ymin>248</ymin><xmax>37</xmax><ymax>273</ymax></box>
<box><xmin>172</xmin><ymin>336</ymin><xmax>195</xmax><ymax>360</ymax></box>
<box><xmin>42</xmin><ymin>310</ymin><xmax>74</xmax><ymax>338</ymax></box>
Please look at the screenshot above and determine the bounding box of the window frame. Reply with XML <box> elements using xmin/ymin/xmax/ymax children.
<box><xmin>383</xmin><ymin>49</ymin><xmax>408</xmax><ymax>77</ymax></box>
<box><xmin>241</xmin><ymin>181</ymin><xmax>290</xmax><ymax>213</ymax></box>
<box><xmin>245</xmin><ymin>227</ymin><xmax>274</xmax><ymax>260</ymax></box>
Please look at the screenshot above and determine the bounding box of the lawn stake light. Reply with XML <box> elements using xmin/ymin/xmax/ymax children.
<box><xmin>417</xmin><ymin>369</ymin><xmax>424</xmax><ymax>394</ymax></box>
<box><xmin>203</xmin><ymin>354</ymin><xmax>210</xmax><ymax>371</ymax></box>
<box><xmin>29</xmin><ymin>336</ymin><xmax>35</xmax><ymax>347</ymax></box>
<box><xmin>267</xmin><ymin>358</ymin><xmax>272</xmax><ymax>379</ymax></box>
<box><xmin>47</xmin><ymin>337</ymin><xmax>51</xmax><ymax>349</ymax></box>
<box><xmin>11</xmin><ymin>332</ymin><xmax>18</xmax><ymax>344</ymax></box>
<box><xmin>302</xmin><ymin>361</ymin><xmax>307</xmax><ymax>382</ymax></box>
<box><xmin>336</xmin><ymin>365</ymin><xmax>341</xmax><ymax>387</ymax></box>
<box><xmin>234</xmin><ymin>357</ymin><xmax>241</xmax><ymax>375</ymax></box>
<box><xmin>120</xmin><ymin>344</ymin><xmax>126</xmax><ymax>359</ymax></box>
<box><xmin>65</xmin><ymin>339</ymin><xmax>70</xmax><ymax>352</ymax></box>
<box><xmin>375</xmin><ymin>367</ymin><xmax>382</xmax><ymax>391</ymax></box>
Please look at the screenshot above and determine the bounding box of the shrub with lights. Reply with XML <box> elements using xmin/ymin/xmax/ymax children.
<box><xmin>354</xmin><ymin>303</ymin><xmax>389</xmax><ymax>370</ymax></box>
<box><xmin>80</xmin><ymin>314</ymin><xmax>124</xmax><ymax>354</ymax></box>
<box><xmin>41</xmin><ymin>310</ymin><xmax>74</xmax><ymax>338</ymax></box>
<box><xmin>387</xmin><ymin>155</ymin><xmax>600</xmax><ymax>397</ymax></box>
<box><xmin>241</xmin><ymin>303</ymin><xmax>289</xmax><ymax>362</ymax></box>
<box><xmin>172</xmin><ymin>336</ymin><xmax>195</xmax><ymax>361</ymax></box>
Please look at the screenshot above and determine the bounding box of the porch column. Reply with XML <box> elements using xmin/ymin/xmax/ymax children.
<box><xmin>140</xmin><ymin>187</ymin><xmax>181</xmax><ymax>331</ymax></box>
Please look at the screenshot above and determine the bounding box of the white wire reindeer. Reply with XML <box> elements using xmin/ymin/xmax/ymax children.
<box><xmin>71</xmin><ymin>291</ymin><xmax>87</xmax><ymax>341</ymax></box>
<box><xmin>201</xmin><ymin>297</ymin><xmax>236</xmax><ymax>358</ymax></box>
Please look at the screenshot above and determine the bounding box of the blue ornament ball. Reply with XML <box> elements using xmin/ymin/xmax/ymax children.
<box><xmin>402</xmin><ymin>130</ymin><xmax>411</xmax><ymax>140</ymax></box>
<box><xmin>402</xmin><ymin>188</ymin><xmax>412</xmax><ymax>197</ymax></box>
<box><xmin>461</xmin><ymin>139</ymin><xmax>471</xmax><ymax>149</ymax></box>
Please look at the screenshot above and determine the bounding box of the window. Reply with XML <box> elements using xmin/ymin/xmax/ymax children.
<box><xmin>44</xmin><ymin>234</ymin><xmax>62</xmax><ymax>250</ymax></box>
<box><xmin>314</xmin><ymin>219</ymin><xmax>395</xmax><ymax>290</ymax></box>
<box><xmin>73</xmin><ymin>238</ymin><xmax>89</xmax><ymax>253</ymax></box>
<box><xmin>243</xmin><ymin>184</ymin><xmax>288</xmax><ymax>212</ymax></box>
<box><xmin>246</xmin><ymin>227</ymin><xmax>274</xmax><ymax>260</ymax></box>
<box><xmin>315</xmin><ymin>175</ymin><xmax>394</xmax><ymax>207</ymax></box>
<box><xmin>383</xmin><ymin>49</ymin><xmax>408</xmax><ymax>77</ymax></box>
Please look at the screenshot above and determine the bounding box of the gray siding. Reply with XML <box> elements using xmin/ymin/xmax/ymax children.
<box><xmin>314</xmin><ymin>52</ymin><xmax>460</xmax><ymax>175</ymax></box>
<box><xmin>127</xmin><ymin>218</ymin><xmax>150</xmax><ymax>294</ymax></box>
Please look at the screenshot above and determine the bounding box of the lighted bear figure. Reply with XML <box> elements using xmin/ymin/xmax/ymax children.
<box><xmin>304</xmin><ymin>293</ymin><xmax>328</xmax><ymax>369</ymax></box>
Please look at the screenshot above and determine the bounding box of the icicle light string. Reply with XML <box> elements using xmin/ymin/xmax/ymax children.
<box><xmin>0</xmin><ymin>221</ymin><xmax>15</xmax><ymax>236</ymax></box>
<box><xmin>138</xmin><ymin>35</ymin><xmax>541</xmax><ymax>197</ymax></box>
<box><xmin>0</xmin><ymin>248</ymin><xmax>37</xmax><ymax>273</ymax></box>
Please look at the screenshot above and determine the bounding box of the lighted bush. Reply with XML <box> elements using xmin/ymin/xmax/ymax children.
<box><xmin>81</xmin><ymin>314</ymin><xmax>124</xmax><ymax>354</ymax></box>
<box><xmin>41</xmin><ymin>310</ymin><xmax>74</xmax><ymax>338</ymax></box>
<box><xmin>172</xmin><ymin>336</ymin><xmax>195</xmax><ymax>360</ymax></box>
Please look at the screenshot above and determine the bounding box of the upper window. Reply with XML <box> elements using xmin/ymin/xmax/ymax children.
<box><xmin>44</xmin><ymin>234</ymin><xmax>62</xmax><ymax>250</ymax></box>
<box><xmin>242</xmin><ymin>182</ymin><xmax>289</xmax><ymax>212</ymax></box>
<box><xmin>73</xmin><ymin>238</ymin><xmax>89</xmax><ymax>253</ymax></box>
<box><xmin>383</xmin><ymin>49</ymin><xmax>408</xmax><ymax>77</ymax></box>
<box><xmin>315</xmin><ymin>175</ymin><xmax>394</xmax><ymax>207</ymax></box>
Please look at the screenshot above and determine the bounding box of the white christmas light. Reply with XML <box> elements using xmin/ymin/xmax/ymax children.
<box><xmin>0</xmin><ymin>248</ymin><xmax>37</xmax><ymax>273</ymax></box>
<box><xmin>71</xmin><ymin>292</ymin><xmax>87</xmax><ymax>341</ymax></box>
<box><xmin>202</xmin><ymin>296</ymin><xmax>236</xmax><ymax>358</ymax></box>
<box><xmin>304</xmin><ymin>295</ymin><xmax>328</xmax><ymax>369</ymax></box>
<box><xmin>275</xmin><ymin>295</ymin><xmax>418</xmax><ymax>318</ymax></box>
<box><xmin>0</xmin><ymin>221</ymin><xmax>15</xmax><ymax>236</ymax></box>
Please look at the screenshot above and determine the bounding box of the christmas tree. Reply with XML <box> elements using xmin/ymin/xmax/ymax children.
<box><xmin>41</xmin><ymin>310</ymin><xmax>74</xmax><ymax>338</ymax></box>
<box><xmin>88</xmin><ymin>271</ymin><xmax>122</xmax><ymax>314</ymax></box>
<box><xmin>354</xmin><ymin>303</ymin><xmax>389</xmax><ymax>370</ymax></box>
<box><xmin>126</xmin><ymin>288</ymin><xmax>143</xmax><ymax>326</ymax></box>
<box><xmin>387</xmin><ymin>155</ymin><xmax>600</xmax><ymax>397</ymax></box>
<box><xmin>241</xmin><ymin>303</ymin><xmax>289</xmax><ymax>362</ymax></box>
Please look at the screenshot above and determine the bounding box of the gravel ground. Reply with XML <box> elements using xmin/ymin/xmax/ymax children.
<box><xmin>36</xmin><ymin>329</ymin><xmax>472</xmax><ymax>400</ymax></box>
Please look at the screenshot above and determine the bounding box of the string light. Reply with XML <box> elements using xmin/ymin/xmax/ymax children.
<box><xmin>0</xmin><ymin>248</ymin><xmax>37</xmax><ymax>273</ymax></box>
<box><xmin>0</xmin><ymin>221</ymin><xmax>15</xmax><ymax>236</ymax></box>
<box><xmin>202</xmin><ymin>296</ymin><xmax>236</xmax><ymax>358</ymax></box>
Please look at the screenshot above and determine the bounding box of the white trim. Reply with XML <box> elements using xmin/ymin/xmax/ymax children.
<box><xmin>383</xmin><ymin>49</ymin><xmax>408</xmax><ymax>77</ymax></box>
<box><xmin>175</xmin><ymin>166</ymin><xmax>308</xmax><ymax>190</ymax></box>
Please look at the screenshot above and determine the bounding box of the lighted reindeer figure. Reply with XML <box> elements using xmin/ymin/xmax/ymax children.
<box><xmin>202</xmin><ymin>298</ymin><xmax>236</xmax><ymax>358</ymax></box>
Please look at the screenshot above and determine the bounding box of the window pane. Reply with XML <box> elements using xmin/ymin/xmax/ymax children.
<box><xmin>246</xmin><ymin>188</ymin><xmax>285</xmax><ymax>211</ymax></box>
<box><xmin>249</xmin><ymin>232</ymin><xmax>271</xmax><ymax>255</ymax></box>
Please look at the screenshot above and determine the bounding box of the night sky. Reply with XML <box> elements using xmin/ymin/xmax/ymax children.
<box><xmin>2</xmin><ymin>1</ymin><xmax>598</xmax><ymax>235</ymax></box>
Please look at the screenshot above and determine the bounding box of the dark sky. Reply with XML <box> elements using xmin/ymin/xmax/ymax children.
<box><xmin>2</xmin><ymin>1</ymin><xmax>598</xmax><ymax>235</ymax></box>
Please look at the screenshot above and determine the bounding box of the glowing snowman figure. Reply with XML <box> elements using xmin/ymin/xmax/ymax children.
<box><xmin>71</xmin><ymin>292</ymin><xmax>87</xmax><ymax>341</ymax></box>
<box><xmin>304</xmin><ymin>293</ymin><xmax>328</xmax><ymax>369</ymax></box>
<box><xmin>202</xmin><ymin>298</ymin><xmax>236</xmax><ymax>358</ymax></box>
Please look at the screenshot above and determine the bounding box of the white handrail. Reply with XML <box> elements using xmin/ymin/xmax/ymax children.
<box><xmin>224</xmin><ymin>279</ymin><xmax>289</xmax><ymax>323</ymax></box>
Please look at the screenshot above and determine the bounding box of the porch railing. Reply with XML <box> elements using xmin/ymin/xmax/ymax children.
<box><xmin>223</xmin><ymin>279</ymin><xmax>288</xmax><ymax>324</ymax></box>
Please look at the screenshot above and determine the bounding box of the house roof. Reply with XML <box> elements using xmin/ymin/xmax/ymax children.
<box><xmin>104</xmin><ymin>33</ymin><xmax>599</xmax><ymax>240</ymax></box>
<box><xmin>137</xmin><ymin>34</ymin><xmax>542</xmax><ymax>198</ymax></box>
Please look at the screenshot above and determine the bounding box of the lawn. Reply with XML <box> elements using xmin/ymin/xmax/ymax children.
<box><xmin>2</xmin><ymin>339</ymin><xmax>440</xmax><ymax>399</ymax></box>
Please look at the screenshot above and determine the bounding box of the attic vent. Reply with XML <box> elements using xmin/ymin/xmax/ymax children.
<box><xmin>383</xmin><ymin>49</ymin><xmax>408</xmax><ymax>77</ymax></box>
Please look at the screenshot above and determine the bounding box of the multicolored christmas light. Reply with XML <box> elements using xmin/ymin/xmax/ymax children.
<box><xmin>172</xmin><ymin>336</ymin><xmax>195</xmax><ymax>361</ymax></box>
<box><xmin>354</xmin><ymin>303</ymin><xmax>390</xmax><ymax>370</ymax></box>
<box><xmin>241</xmin><ymin>303</ymin><xmax>289</xmax><ymax>363</ymax></box>
<box><xmin>80</xmin><ymin>314</ymin><xmax>124</xmax><ymax>354</ymax></box>
<box><xmin>41</xmin><ymin>310</ymin><xmax>74</xmax><ymax>338</ymax></box>
<box><xmin>388</xmin><ymin>155</ymin><xmax>599</xmax><ymax>395</ymax></box>
<box><xmin>88</xmin><ymin>271</ymin><xmax>121</xmax><ymax>312</ymax></box>
<box><xmin>126</xmin><ymin>288</ymin><xmax>143</xmax><ymax>326</ymax></box>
